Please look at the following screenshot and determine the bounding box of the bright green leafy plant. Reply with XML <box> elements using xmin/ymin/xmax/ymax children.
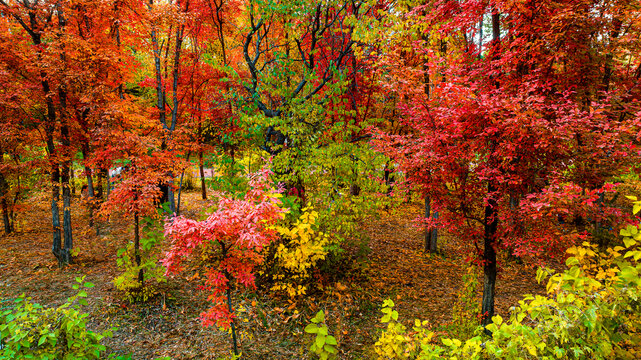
<box><xmin>0</xmin><ymin>277</ymin><xmax>116</xmax><ymax>360</ymax></box>
<box><xmin>305</xmin><ymin>310</ymin><xmax>338</xmax><ymax>360</ymax></box>
<box><xmin>114</xmin><ymin>215</ymin><xmax>167</xmax><ymax>303</ymax></box>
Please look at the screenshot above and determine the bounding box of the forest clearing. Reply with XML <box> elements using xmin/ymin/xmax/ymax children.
<box><xmin>1</xmin><ymin>0</ymin><xmax>641</xmax><ymax>358</ymax></box>
<box><xmin>1</xmin><ymin>189</ymin><xmax>547</xmax><ymax>359</ymax></box>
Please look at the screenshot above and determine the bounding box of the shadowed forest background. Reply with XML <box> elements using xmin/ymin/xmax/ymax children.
<box><xmin>1</xmin><ymin>0</ymin><xmax>641</xmax><ymax>359</ymax></box>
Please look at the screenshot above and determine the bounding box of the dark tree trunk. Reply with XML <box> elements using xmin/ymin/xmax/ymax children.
<box><xmin>199</xmin><ymin>150</ymin><xmax>207</xmax><ymax>200</ymax></box>
<box><xmin>481</xmin><ymin>183</ymin><xmax>498</xmax><ymax>327</ymax></box>
<box><xmin>167</xmin><ymin>182</ymin><xmax>176</xmax><ymax>214</ymax></box>
<box><xmin>95</xmin><ymin>168</ymin><xmax>104</xmax><ymax>200</ymax></box>
<box><xmin>59</xmin><ymin>80</ymin><xmax>73</xmax><ymax>266</ymax></box>
<box><xmin>227</xmin><ymin>286</ymin><xmax>239</xmax><ymax>356</ymax></box>
<box><xmin>424</xmin><ymin>196</ymin><xmax>439</xmax><ymax>253</ymax></box>
<box><xmin>134</xmin><ymin>212</ymin><xmax>143</xmax><ymax>286</ymax></box>
<box><xmin>0</xmin><ymin>171</ymin><xmax>11</xmax><ymax>234</ymax></box>
<box><xmin>69</xmin><ymin>165</ymin><xmax>76</xmax><ymax>196</ymax></box>
<box><xmin>83</xmin><ymin>164</ymin><xmax>95</xmax><ymax>228</ymax></box>
<box><xmin>481</xmin><ymin>9</ymin><xmax>501</xmax><ymax>330</ymax></box>
<box><xmin>42</xmin><ymin>75</ymin><xmax>62</xmax><ymax>265</ymax></box>
<box><xmin>176</xmin><ymin>171</ymin><xmax>185</xmax><ymax>216</ymax></box>
<box><xmin>0</xmin><ymin>150</ymin><xmax>11</xmax><ymax>234</ymax></box>
<box><xmin>61</xmin><ymin>161</ymin><xmax>73</xmax><ymax>266</ymax></box>
<box><xmin>50</xmin><ymin>163</ymin><xmax>62</xmax><ymax>264</ymax></box>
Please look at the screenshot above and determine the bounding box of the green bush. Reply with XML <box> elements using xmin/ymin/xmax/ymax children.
<box><xmin>305</xmin><ymin>310</ymin><xmax>339</xmax><ymax>360</ymax></box>
<box><xmin>0</xmin><ymin>277</ymin><xmax>116</xmax><ymax>360</ymax></box>
<box><xmin>114</xmin><ymin>215</ymin><xmax>167</xmax><ymax>303</ymax></box>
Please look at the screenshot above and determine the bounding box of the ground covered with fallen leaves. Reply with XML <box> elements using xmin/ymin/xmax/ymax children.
<box><xmin>0</xmin><ymin>191</ymin><xmax>549</xmax><ymax>359</ymax></box>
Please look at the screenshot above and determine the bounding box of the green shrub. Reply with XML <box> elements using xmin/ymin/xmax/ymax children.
<box><xmin>0</xmin><ymin>277</ymin><xmax>116</xmax><ymax>360</ymax></box>
<box><xmin>305</xmin><ymin>310</ymin><xmax>338</xmax><ymax>360</ymax></box>
<box><xmin>445</xmin><ymin>266</ymin><xmax>480</xmax><ymax>339</ymax></box>
<box><xmin>114</xmin><ymin>215</ymin><xmax>166</xmax><ymax>303</ymax></box>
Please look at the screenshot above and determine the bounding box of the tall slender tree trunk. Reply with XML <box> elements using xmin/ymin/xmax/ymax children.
<box><xmin>59</xmin><ymin>87</ymin><xmax>73</xmax><ymax>266</ymax></box>
<box><xmin>69</xmin><ymin>166</ymin><xmax>76</xmax><ymax>196</ymax></box>
<box><xmin>0</xmin><ymin>166</ymin><xmax>11</xmax><ymax>234</ymax></box>
<box><xmin>134</xmin><ymin>212</ymin><xmax>144</xmax><ymax>286</ymax></box>
<box><xmin>61</xmin><ymin>162</ymin><xmax>73</xmax><ymax>265</ymax></box>
<box><xmin>47</xmin><ymin>126</ymin><xmax>62</xmax><ymax>264</ymax></box>
<box><xmin>199</xmin><ymin>150</ymin><xmax>207</xmax><ymax>200</ymax></box>
<box><xmin>481</xmin><ymin>9</ymin><xmax>501</xmax><ymax>329</ymax></box>
<box><xmin>421</xmin><ymin>29</ymin><xmax>439</xmax><ymax>253</ymax></box>
<box><xmin>55</xmin><ymin>5</ymin><xmax>73</xmax><ymax>266</ymax></box>
<box><xmin>50</xmin><ymin>160</ymin><xmax>62</xmax><ymax>264</ymax></box>
<box><xmin>220</xmin><ymin>242</ymin><xmax>239</xmax><ymax>356</ymax></box>
<box><xmin>481</xmin><ymin>182</ymin><xmax>498</xmax><ymax>327</ymax></box>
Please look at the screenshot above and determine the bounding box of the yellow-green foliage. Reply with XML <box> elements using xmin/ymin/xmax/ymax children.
<box><xmin>374</xmin><ymin>299</ymin><xmax>435</xmax><ymax>359</ymax></box>
<box><xmin>373</xmin><ymin>200</ymin><xmax>641</xmax><ymax>359</ymax></box>
<box><xmin>305</xmin><ymin>311</ymin><xmax>339</xmax><ymax>360</ymax></box>
<box><xmin>272</xmin><ymin>206</ymin><xmax>330</xmax><ymax>297</ymax></box>
<box><xmin>447</xmin><ymin>267</ymin><xmax>480</xmax><ymax>339</ymax></box>
<box><xmin>113</xmin><ymin>217</ymin><xmax>166</xmax><ymax>303</ymax></box>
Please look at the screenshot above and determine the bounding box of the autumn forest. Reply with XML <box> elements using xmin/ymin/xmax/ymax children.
<box><xmin>1</xmin><ymin>0</ymin><xmax>641</xmax><ymax>358</ymax></box>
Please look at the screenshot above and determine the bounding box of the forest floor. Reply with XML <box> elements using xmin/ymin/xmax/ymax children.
<box><xmin>0</xmin><ymin>190</ymin><xmax>549</xmax><ymax>359</ymax></box>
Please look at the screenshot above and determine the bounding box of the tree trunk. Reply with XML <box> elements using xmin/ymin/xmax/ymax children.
<box><xmin>167</xmin><ymin>185</ymin><xmax>176</xmax><ymax>214</ymax></box>
<box><xmin>83</xmin><ymin>164</ymin><xmax>95</xmax><ymax>228</ymax></box>
<box><xmin>481</xmin><ymin>183</ymin><xmax>498</xmax><ymax>328</ymax></box>
<box><xmin>176</xmin><ymin>170</ymin><xmax>185</xmax><ymax>216</ymax></box>
<box><xmin>59</xmin><ymin>80</ymin><xmax>73</xmax><ymax>266</ymax></box>
<box><xmin>227</xmin><ymin>286</ymin><xmax>239</xmax><ymax>356</ymax></box>
<box><xmin>69</xmin><ymin>165</ymin><xmax>76</xmax><ymax>196</ymax></box>
<box><xmin>95</xmin><ymin>168</ymin><xmax>104</xmax><ymax>200</ymax></box>
<box><xmin>220</xmin><ymin>242</ymin><xmax>239</xmax><ymax>356</ymax></box>
<box><xmin>482</xmin><ymin>9</ymin><xmax>501</xmax><ymax>330</ymax></box>
<box><xmin>61</xmin><ymin>161</ymin><xmax>73</xmax><ymax>266</ymax></box>
<box><xmin>424</xmin><ymin>196</ymin><xmax>439</xmax><ymax>253</ymax></box>
<box><xmin>199</xmin><ymin>150</ymin><xmax>207</xmax><ymax>200</ymax></box>
<box><xmin>51</xmin><ymin>163</ymin><xmax>62</xmax><ymax>264</ymax></box>
<box><xmin>134</xmin><ymin>212</ymin><xmax>143</xmax><ymax>286</ymax></box>
<box><xmin>0</xmin><ymin>173</ymin><xmax>11</xmax><ymax>234</ymax></box>
<box><xmin>0</xmin><ymin>151</ymin><xmax>11</xmax><ymax>234</ymax></box>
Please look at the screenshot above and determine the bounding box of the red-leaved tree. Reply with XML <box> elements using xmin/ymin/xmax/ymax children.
<box><xmin>374</xmin><ymin>0</ymin><xmax>641</xmax><ymax>327</ymax></box>
<box><xmin>162</xmin><ymin>166</ymin><xmax>284</xmax><ymax>354</ymax></box>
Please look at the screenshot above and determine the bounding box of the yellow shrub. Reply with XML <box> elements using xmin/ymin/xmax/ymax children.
<box><xmin>272</xmin><ymin>206</ymin><xmax>330</xmax><ymax>297</ymax></box>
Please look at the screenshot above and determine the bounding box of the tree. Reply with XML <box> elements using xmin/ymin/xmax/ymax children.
<box><xmin>0</xmin><ymin>0</ymin><xmax>137</xmax><ymax>265</ymax></box>
<box><xmin>163</xmin><ymin>167</ymin><xmax>284</xmax><ymax>355</ymax></box>
<box><xmin>374</xmin><ymin>0</ymin><xmax>641</xmax><ymax>327</ymax></box>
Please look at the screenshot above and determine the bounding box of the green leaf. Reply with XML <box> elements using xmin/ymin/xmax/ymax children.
<box><xmin>316</xmin><ymin>334</ymin><xmax>326</xmax><ymax>348</ymax></box>
<box><xmin>325</xmin><ymin>344</ymin><xmax>338</xmax><ymax>354</ymax></box>
<box><xmin>304</xmin><ymin>324</ymin><xmax>319</xmax><ymax>334</ymax></box>
<box><xmin>326</xmin><ymin>335</ymin><xmax>337</xmax><ymax>345</ymax></box>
